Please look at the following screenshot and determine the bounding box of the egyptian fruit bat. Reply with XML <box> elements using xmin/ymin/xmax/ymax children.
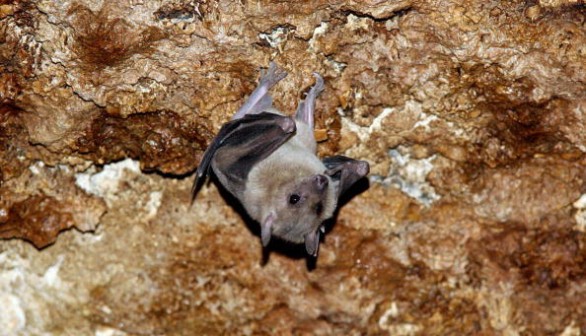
<box><xmin>192</xmin><ymin>62</ymin><xmax>369</xmax><ymax>257</ymax></box>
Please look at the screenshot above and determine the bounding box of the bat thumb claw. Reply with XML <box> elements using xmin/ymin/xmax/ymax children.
<box><xmin>357</xmin><ymin>160</ymin><xmax>370</xmax><ymax>176</ymax></box>
<box><xmin>277</xmin><ymin>116</ymin><xmax>296</xmax><ymax>134</ymax></box>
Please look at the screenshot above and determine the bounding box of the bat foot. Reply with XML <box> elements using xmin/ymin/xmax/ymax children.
<box><xmin>260</xmin><ymin>62</ymin><xmax>288</xmax><ymax>88</ymax></box>
<box><xmin>310</xmin><ymin>72</ymin><xmax>325</xmax><ymax>95</ymax></box>
<box><xmin>295</xmin><ymin>72</ymin><xmax>325</xmax><ymax>128</ymax></box>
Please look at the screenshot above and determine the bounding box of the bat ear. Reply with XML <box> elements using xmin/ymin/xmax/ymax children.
<box><xmin>261</xmin><ymin>212</ymin><xmax>276</xmax><ymax>247</ymax></box>
<box><xmin>323</xmin><ymin>155</ymin><xmax>370</xmax><ymax>197</ymax></box>
<box><xmin>304</xmin><ymin>229</ymin><xmax>321</xmax><ymax>257</ymax></box>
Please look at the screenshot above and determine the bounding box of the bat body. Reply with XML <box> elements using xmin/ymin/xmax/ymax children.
<box><xmin>193</xmin><ymin>63</ymin><xmax>369</xmax><ymax>257</ymax></box>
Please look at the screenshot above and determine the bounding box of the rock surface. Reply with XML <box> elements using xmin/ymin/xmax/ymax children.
<box><xmin>1</xmin><ymin>0</ymin><xmax>585</xmax><ymax>334</ymax></box>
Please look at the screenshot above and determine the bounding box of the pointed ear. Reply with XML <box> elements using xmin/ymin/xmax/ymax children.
<box><xmin>304</xmin><ymin>230</ymin><xmax>321</xmax><ymax>257</ymax></box>
<box><xmin>261</xmin><ymin>212</ymin><xmax>276</xmax><ymax>247</ymax></box>
<box><xmin>323</xmin><ymin>155</ymin><xmax>370</xmax><ymax>197</ymax></box>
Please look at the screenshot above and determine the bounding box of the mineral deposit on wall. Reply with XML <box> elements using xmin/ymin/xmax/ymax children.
<box><xmin>1</xmin><ymin>0</ymin><xmax>585</xmax><ymax>335</ymax></box>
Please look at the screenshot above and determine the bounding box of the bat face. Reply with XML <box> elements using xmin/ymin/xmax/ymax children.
<box><xmin>192</xmin><ymin>62</ymin><xmax>369</xmax><ymax>258</ymax></box>
<box><xmin>263</xmin><ymin>172</ymin><xmax>334</xmax><ymax>244</ymax></box>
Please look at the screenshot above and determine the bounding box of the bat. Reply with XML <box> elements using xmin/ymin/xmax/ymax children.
<box><xmin>192</xmin><ymin>62</ymin><xmax>369</xmax><ymax>257</ymax></box>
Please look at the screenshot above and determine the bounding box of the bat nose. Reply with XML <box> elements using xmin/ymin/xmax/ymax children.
<box><xmin>313</xmin><ymin>174</ymin><xmax>328</xmax><ymax>191</ymax></box>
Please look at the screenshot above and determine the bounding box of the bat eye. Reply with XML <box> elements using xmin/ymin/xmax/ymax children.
<box><xmin>289</xmin><ymin>194</ymin><xmax>301</xmax><ymax>205</ymax></box>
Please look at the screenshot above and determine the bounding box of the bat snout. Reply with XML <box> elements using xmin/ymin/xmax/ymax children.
<box><xmin>313</xmin><ymin>174</ymin><xmax>328</xmax><ymax>191</ymax></box>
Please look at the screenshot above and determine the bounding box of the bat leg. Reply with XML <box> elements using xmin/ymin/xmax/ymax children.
<box><xmin>232</xmin><ymin>62</ymin><xmax>288</xmax><ymax>120</ymax></box>
<box><xmin>295</xmin><ymin>73</ymin><xmax>324</xmax><ymax>129</ymax></box>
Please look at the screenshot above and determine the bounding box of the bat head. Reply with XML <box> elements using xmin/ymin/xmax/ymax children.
<box><xmin>257</xmin><ymin>156</ymin><xmax>370</xmax><ymax>257</ymax></box>
<box><xmin>260</xmin><ymin>171</ymin><xmax>337</xmax><ymax>256</ymax></box>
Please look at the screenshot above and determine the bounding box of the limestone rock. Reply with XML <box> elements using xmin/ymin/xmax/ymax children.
<box><xmin>1</xmin><ymin>0</ymin><xmax>585</xmax><ymax>334</ymax></box>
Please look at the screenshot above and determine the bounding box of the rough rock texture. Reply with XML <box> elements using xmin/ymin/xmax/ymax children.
<box><xmin>1</xmin><ymin>0</ymin><xmax>586</xmax><ymax>335</ymax></box>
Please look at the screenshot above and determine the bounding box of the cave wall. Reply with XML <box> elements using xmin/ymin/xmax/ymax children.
<box><xmin>1</xmin><ymin>0</ymin><xmax>586</xmax><ymax>334</ymax></box>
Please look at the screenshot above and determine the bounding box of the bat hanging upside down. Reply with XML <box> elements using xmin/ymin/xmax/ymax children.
<box><xmin>192</xmin><ymin>62</ymin><xmax>369</xmax><ymax>257</ymax></box>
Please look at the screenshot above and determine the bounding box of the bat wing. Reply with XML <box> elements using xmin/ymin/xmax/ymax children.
<box><xmin>192</xmin><ymin>112</ymin><xmax>296</xmax><ymax>200</ymax></box>
<box><xmin>323</xmin><ymin>155</ymin><xmax>370</xmax><ymax>197</ymax></box>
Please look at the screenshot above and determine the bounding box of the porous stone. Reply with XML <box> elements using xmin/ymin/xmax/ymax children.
<box><xmin>1</xmin><ymin>0</ymin><xmax>585</xmax><ymax>334</ymax></box>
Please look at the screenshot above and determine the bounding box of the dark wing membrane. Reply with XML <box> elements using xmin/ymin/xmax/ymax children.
<box><xmin>322</xmin><ymin>155</ymin><xmax>370</xmax><ymax>197</ymax></box>
<box><xmin>192</xmin><ymin>117</ymin><xmax>244</xmax><ymax>200</ymax></box>
<box><xmin>192</xmin><ymin>112</ymin><xmax>295</xmax><ymax>200</ymax></box>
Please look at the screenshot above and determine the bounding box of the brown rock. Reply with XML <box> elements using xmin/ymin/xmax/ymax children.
<box><xmin>1</xmin><ymin>0</ymin><xmax>585</xmax><ymax>334</ymax></box>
